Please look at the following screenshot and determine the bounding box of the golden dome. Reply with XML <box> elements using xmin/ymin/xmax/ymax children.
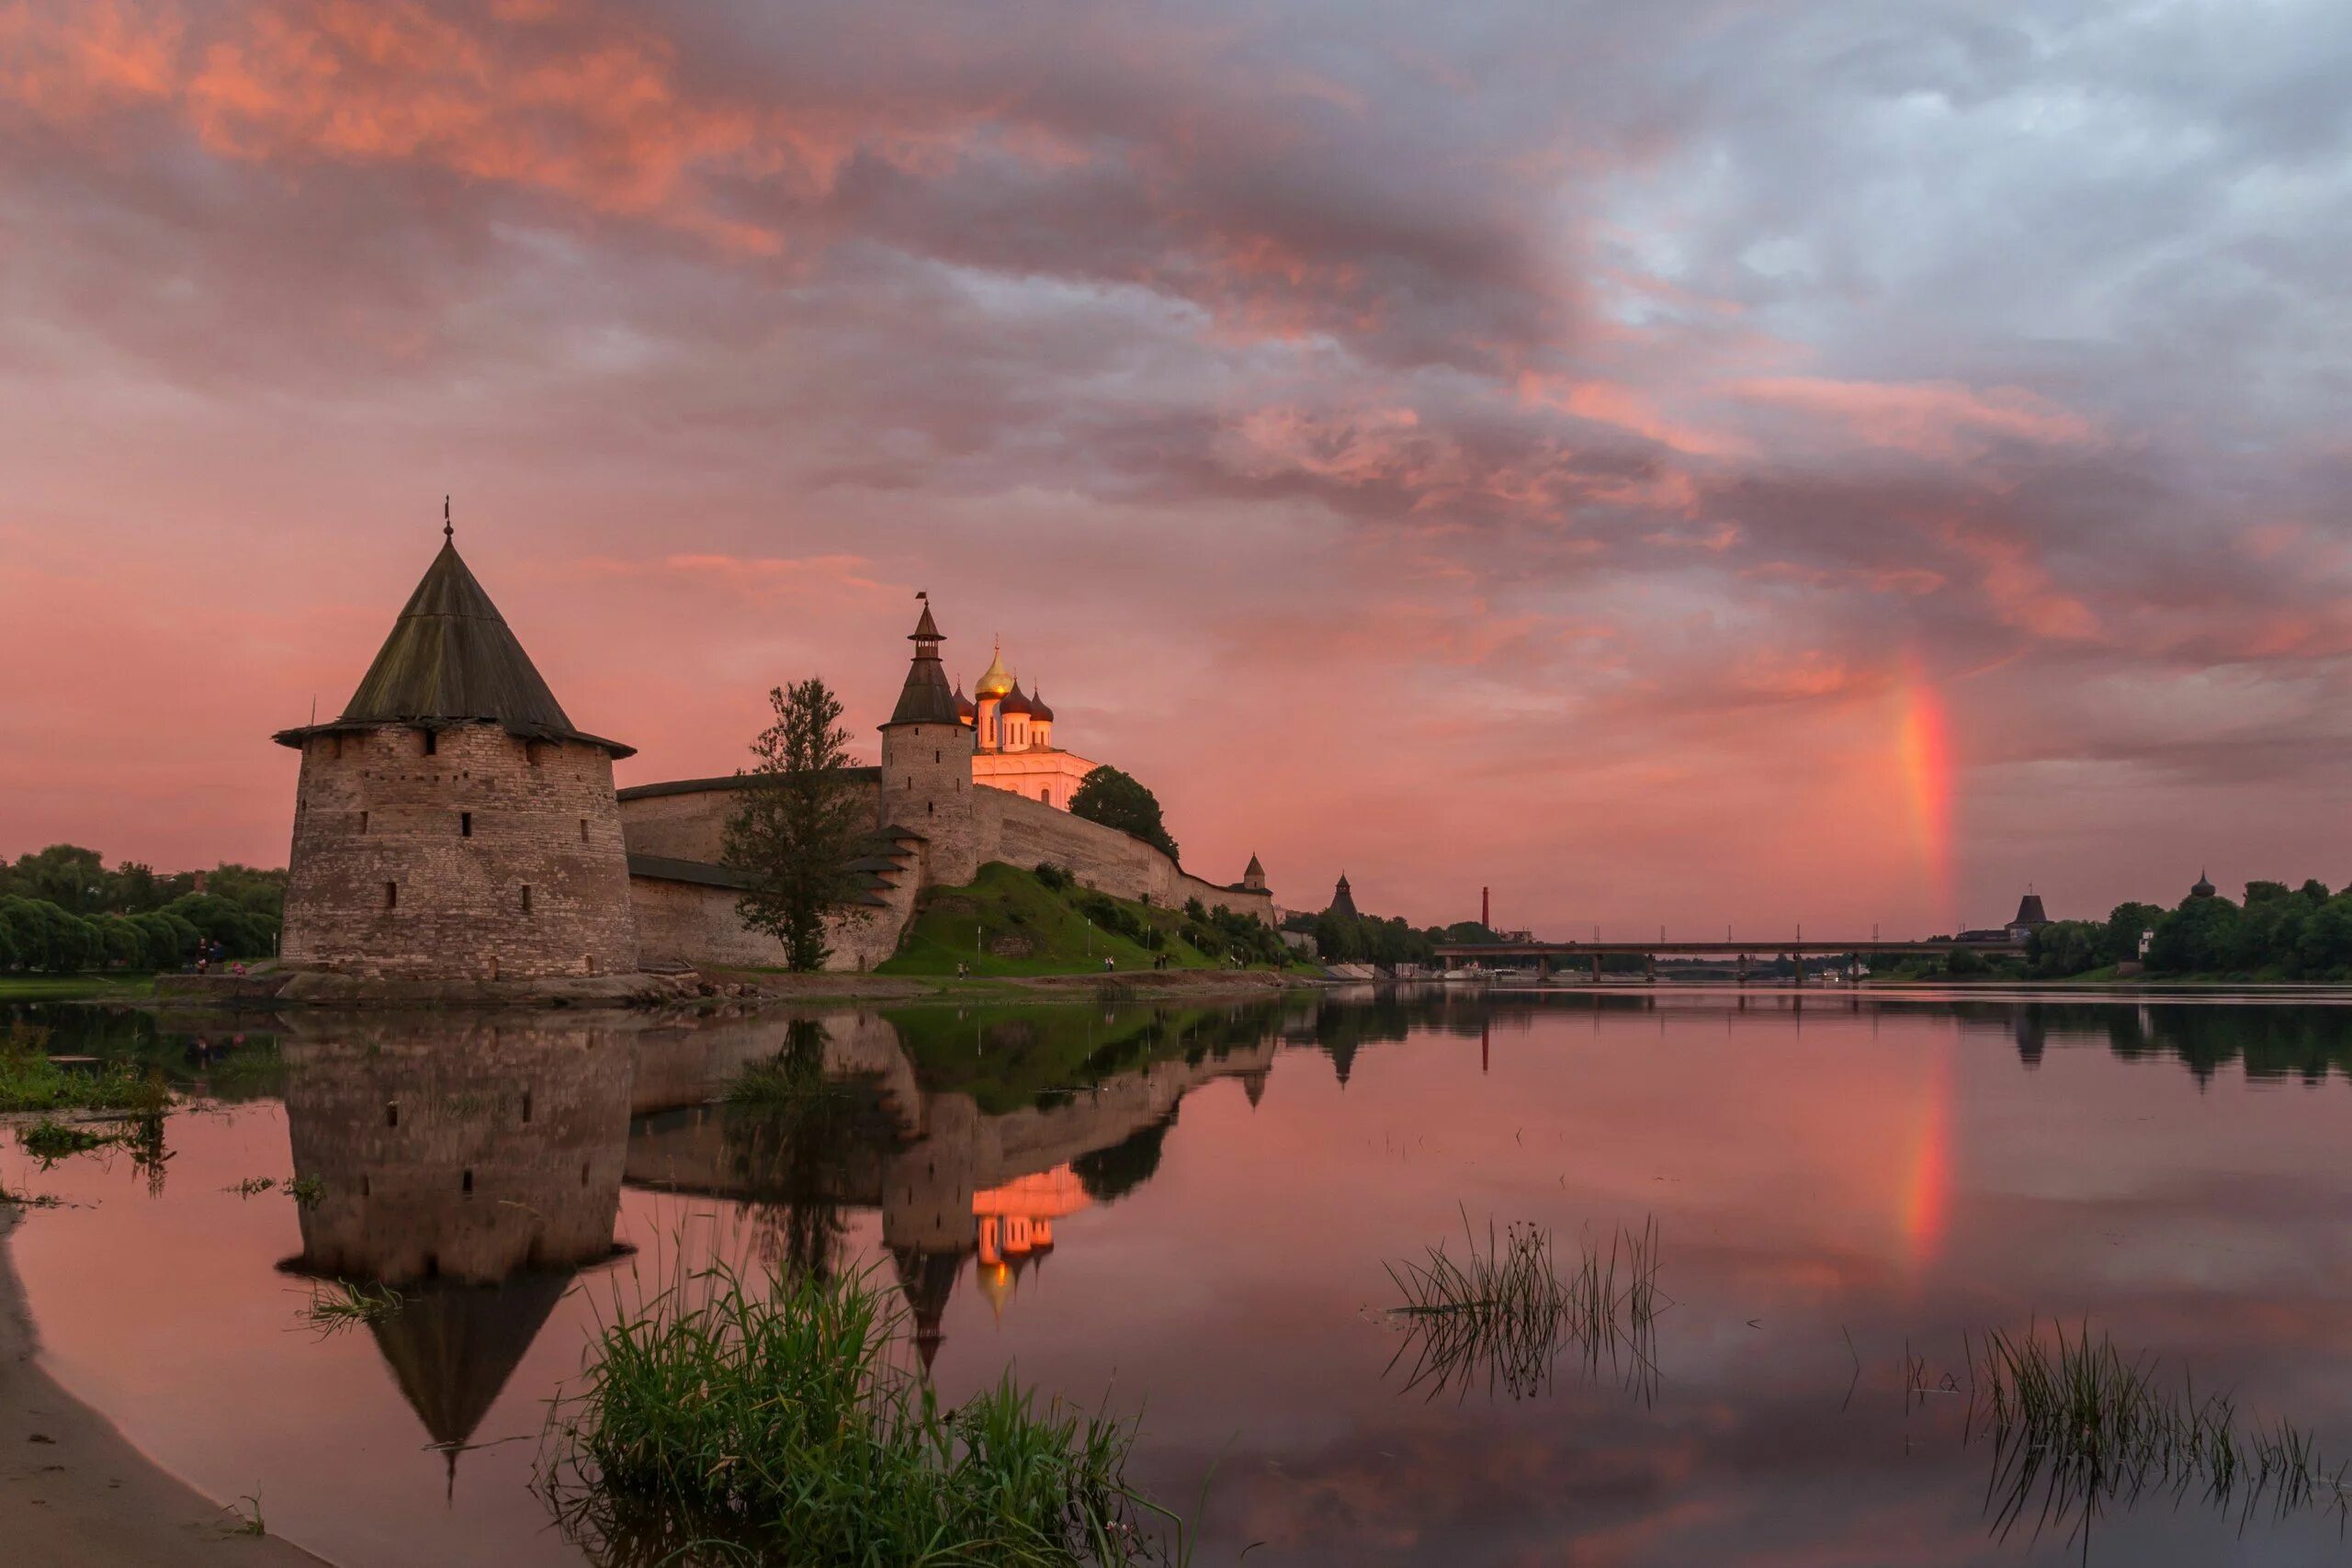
<box><xmin>975</xmin><ymin>639</ymin><xmax>1015</xmax><ymax>699</ymax></box>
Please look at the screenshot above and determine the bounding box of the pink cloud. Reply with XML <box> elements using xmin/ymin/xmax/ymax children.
<box><xmin>1728</xmin><ymin>376</ymin><xmax>2098</xmax><ymax>460</ymax></box>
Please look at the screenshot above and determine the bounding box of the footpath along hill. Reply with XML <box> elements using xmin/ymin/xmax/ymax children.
<box><xmin>876</xmin><ymin>863</ymin><xmax>1304</xmax><ymax>978</ymax></box>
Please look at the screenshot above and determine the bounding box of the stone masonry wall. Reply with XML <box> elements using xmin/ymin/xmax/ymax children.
<box><xmin>878</xmin><ymin>720</ymin><xmax>979</xmax><ymax>886</ymax></box>
<box><xmin>628</xmin><ymin>869</ymin><xmax>912</xmax><ymax>974</ymax></box>
<box><xmin>615</xmin><ymin>775</ymin><xmax>886</xmax><ymax>862</ymax></box>
<box><xmin>616</xmin><ymin>757</ymin><xmax>1272</xmax><ymax>972</ymax></box>
<box><xmin>282</xmin><ymin>723</ymin><xmax>639</xmax><ymax>979</ymax></box>
<box><xmin>982</xmin><ymin>792</ymin><xmax>1273</xmax><ymax>922</ymax></box>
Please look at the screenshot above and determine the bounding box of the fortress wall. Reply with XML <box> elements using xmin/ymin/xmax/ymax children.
<box><xmin>628</xmin><ymin>868</ymin><xmax>913</xmax><ymax>974</ymax></box>
<box><xmin>283</xmin><ymin>724</ymin><xmax>638</xmax><ymax>980</ymax></box>
<box><xmin>1174</xmin><ymin>870</ymin><xmax>1276</xmax><ymax>923</ymax></box>
<box><xmin>616</xmin><ymin>775</ymin><xmax>887</xmax><ymax>863</ymax></box>
<box><xmin>985</xmin><ymin>792</ymin><xmax>1273</xmax><ymax>922</ymax></box>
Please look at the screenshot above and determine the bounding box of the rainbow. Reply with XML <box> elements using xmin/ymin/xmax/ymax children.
<box><xmin>1894</xmin><ymin>664</ymin><xmax>1955</xmax><ymax>928</ymax></box>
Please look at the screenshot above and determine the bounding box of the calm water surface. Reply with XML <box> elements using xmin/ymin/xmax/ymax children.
<box><xmin>6</xmin><ymin>989</ymin><xmax>2352</xmax><ymax>1566</ymax></box>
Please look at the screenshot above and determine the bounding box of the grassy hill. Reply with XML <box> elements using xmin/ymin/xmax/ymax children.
<box><xmin>876</xmin><ymin>862</ymin><xmax>1300</xmax><ymax>977</ymax></box>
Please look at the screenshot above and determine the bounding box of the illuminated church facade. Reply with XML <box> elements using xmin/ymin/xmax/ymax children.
<box><xmin>956</xmin><ymin>639</ymin><xmax>1101</xmax><ymax>812</ymax></box>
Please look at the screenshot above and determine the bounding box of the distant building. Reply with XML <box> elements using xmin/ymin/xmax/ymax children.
<box><xmin>963</xmin><ymin>640</ymin><xmax>1100</xmax><ymax>810</ymax></box>
<box><xmin>2006</xmin><ymin>891</ymin><xmax>2052</xmax><ymax>942</ymax></box>
<box><xmin>1327</xmin><ymin>872</ymin><xmax>1361</xmax><ymax>921</ymax></box>
<box><xmin>275</xmin><ymin>543</ymin><xmax>1272</xmax><ymax>980</ymax></box>
<box><xmin>2188</xmin><ymin>870</ymin><xmax>2217</xmax><ymax>900</ymax></box>
<box><xmin>620</xmin><ymin>599</ymin><xmax>1275</xmax><ymax>969</ymax></box>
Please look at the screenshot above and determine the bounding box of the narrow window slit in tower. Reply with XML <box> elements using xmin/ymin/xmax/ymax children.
<box><xmin>460</xmin><ymin>811</ymin><xmax>472</xmax><ymax>838</ymax></box>
<box><xmin>386</xmin><ymin>1101</ymin><xmax>399</xmax><ymax>1129</ymax></box>
<box><xmin>423</xmin><ymin>728</ymin><xmax>437</xmax><ymax>756</ymax></box>
<box><xmin>461</xmin><ymin>1169</ymin><xmax>474</xmax><ymax>1196</ymax></box>
<box><xmin>579</xmin><ymin>818</ymin><xmax>589</xmax><ymax>842</ymax></box>
<box><xmin>359</xmin><ymin>810</ymin><xmax>369</xmax><ymax>834</ymax></box>
<box><xmin>521</xmin><ymin>1091</ymin><xmax>533</xmax><ymax>1124</ymax></box>
<box><xmin>521</xmin><ymin>885</ymin><xmax>533</xmax><ymax>914</ymax></box>
<box><xmin>385</xmin><ymin>881</ymin><xmax>398</xmax><ymax>910</ymax></box>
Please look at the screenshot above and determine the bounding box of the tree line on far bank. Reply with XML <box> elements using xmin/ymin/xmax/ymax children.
<box><xmin>2021</xmin><ymin>879</ymin><xmax>2352</xmax><ymax>981</ymax></box>
<box><xmin>0</xmin><ymin>844</ymin><xmax>285</xmax><ymax>975</ymax></box>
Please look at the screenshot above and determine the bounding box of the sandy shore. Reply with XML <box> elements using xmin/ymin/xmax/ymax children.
<box><xmin>1</xmin><ymin>1203</ymin><xmax>329</xmax><ymax>1568</ymax></box>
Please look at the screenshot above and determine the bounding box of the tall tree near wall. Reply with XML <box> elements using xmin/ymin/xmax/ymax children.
<box><xmin>724</xmin><ymin>679</ymin><xmax>873</xmax><ymax>973</ymax></box>
<box><xmin>1069</xmin><ymin>765</ymin><xmax>1180</xmax><ymax>863</ymax></box>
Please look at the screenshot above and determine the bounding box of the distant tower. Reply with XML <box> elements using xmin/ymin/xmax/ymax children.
<box><xmin>2189</xmin><ymin>870</ymin><xmax>2217</xmax><ymax>900</ymax></box>
<box><xmin>1481</xmin><ymin>886</ymin><xmax>1490</xmax><ymax>930</ymax></box>
<box><xmin>878</xmin><ymin>598</ymin><xmax>979</xmax><ymax>886</ymax></box>
<box><xmin>272</xmin><ymin>526</ymin><xmax>639</xmax><ymax>980</ymax></box>
<box><xmin>1328</xmin><ymin>872</ymin><xmax>1360</xmax><ymax>921</ymax></box>
<box><xmin>1028</xmin><ymin>688</ymin><xmax>1054</xmax><ymax>750</ymax></box>
<box><xmin>1241</xmin><ymin>853</ymin><xmax>1267</xmax><ymax>893</ymax></box>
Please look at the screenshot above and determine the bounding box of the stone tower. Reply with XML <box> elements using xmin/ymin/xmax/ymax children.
<box><xmin>878</xmin><ymin>598</ymin><xmax>979</xmax><ymax>887</ymax></box>
<box><xmin>273</xmin><ymin>528</ymin><xmax>639</xmax><ymax>980</ymax></box>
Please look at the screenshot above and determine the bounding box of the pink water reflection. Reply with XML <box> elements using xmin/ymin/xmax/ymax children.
<box><xmin>6</xmin><ymin>995</ymin><xmax>2352</xmax><ymax>1566</ymax></box>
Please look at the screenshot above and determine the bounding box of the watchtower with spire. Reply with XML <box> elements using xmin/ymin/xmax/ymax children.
<box><xmin>272</xmin><ymin>514</ymin><xmax>639</xmax><ymax>980</ymax></box>
<box><xmin>877</xmin><ymin>595</ymin><xmax>980</xmax><ymax>886</ymax></box>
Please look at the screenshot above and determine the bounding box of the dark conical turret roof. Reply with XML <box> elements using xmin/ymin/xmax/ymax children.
<box><xmin>890</xmin><ymin>1245</ymin><xmax>963</xmax><ymax>1374</ymax></box>
<box><xmin>887</xmin><ymin>598</ymin><xmax>963</xmax><ymax>727</ymax></box>
<box><xmin>2011</xmin><ymin>892</ymin><xmax>2049</xmax><ymax>927</ymax></box>
<box><xmin>1328</xmin><ymin>872</ymin><xmax>1360</xmax><ymax>922</ymax></box>
<box><xmin>275</xmin><ymin>537</ymin><xmax>631</xmax><ymax>756</ymax></box>
<box><xmin>368</xmin><ymin>1273</ymin><xmax>570</xmax><ymax>1488</ymax></box>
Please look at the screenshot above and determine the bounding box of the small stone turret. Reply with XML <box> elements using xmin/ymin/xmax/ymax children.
<box><xmin>1241</xmin><ymin>853</ymin><xmax>1267</xmax><ymax>893</ymax></box>
<box><xmin>877</xmin><ymin>598</ymin><xmax>979</xmax><ymax>886</ymax></box>
<box><xmin>273</xmin><ymin>528</ymin><xmax>639</xmax><ymax>980</ymax></box>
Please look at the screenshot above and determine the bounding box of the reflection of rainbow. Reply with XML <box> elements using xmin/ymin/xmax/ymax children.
<box><xmin>1895</xmin><ymin>666</ymin><xmax>1955</xmax><ymax>927</ymax></box>
<box><xmin>1899</xmin><ymin>1039</ymin><xmax>1954</xmax><ymax>1274</ymax></box>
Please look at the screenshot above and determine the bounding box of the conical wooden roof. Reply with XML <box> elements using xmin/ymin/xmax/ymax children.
<box><xmin>276</xmin><ymin>539</ymin><xmax>631</xmax><ymax>756</ymax></box>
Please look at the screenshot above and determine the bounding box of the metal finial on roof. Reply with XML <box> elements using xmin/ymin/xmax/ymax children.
<box><xmin>443</xmin><ymin>495</ymin><xmax>453</xmax><ymax>542</ymax></box>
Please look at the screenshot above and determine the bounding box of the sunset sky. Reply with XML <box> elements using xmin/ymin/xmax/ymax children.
<box><xmin>4</xmin><ymin>0</ymin><xmax>2347</xmax><ymax>937</ymax></box>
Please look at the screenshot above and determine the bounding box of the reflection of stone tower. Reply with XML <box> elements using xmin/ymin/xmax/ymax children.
<box><xmin>279</xmin><ymin>1016</ymin><xmax>635</xmax><ymax>1489</ymax></box>
<box><xmin>271</xmin><ymin>523</ymin><xmax>639</xmax><ymax>979</ymax></box>
<box><xmin>877</xmin><ymin>599</ymin><xmax>979</xmax><ymax>887</ymax></box>
<box><xmin>282</xmin><ymin>1018</ymin><xmax>633</xmax><ymax>1281</ymax></box>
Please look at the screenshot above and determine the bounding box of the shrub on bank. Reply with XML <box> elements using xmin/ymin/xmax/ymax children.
<box><xmin>541</xmin><ymin>1263</ymin><xmax>1186</xmax><ymax>1565</ymax></box>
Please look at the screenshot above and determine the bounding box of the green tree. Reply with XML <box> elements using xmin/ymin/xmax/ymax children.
<box><xmin>2026</xmin><ymin>919</ymin><xmax>2103</xmax><ymax>978</ymax></box>
<box><xmin>2</xmin><ymin>845</ymin><xmax>108</xmax><ymax>914</ymax></box>
<box><xmin>2149</xmin><ymin>894</ymin><xmax>2241</xmax><ymax>974</ymax></box>
<box><xmin>722</xmin><ymin>678</ymin><xmax>874</xmax><ymax>973</ymax></box>
<box><xmin>2297</xmin><ymin>895</ymin><xmax>2352</xmax><ymax>976</ymax></box>
<box><xmin>2101</xmin><ymin>901</ymin><xmax>2166</xmax><ymax>965</ymax></box>
<box><xmin>1069</xmin><ymin>766</ymin><xmax>1179</xmax><ymax>863</ymax></box>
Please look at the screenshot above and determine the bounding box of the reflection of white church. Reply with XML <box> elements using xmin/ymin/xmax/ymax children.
<box><xmin>954</xmin><ymin>639</ymin><xmax>1100</xmax><ymax>811</ymax></box>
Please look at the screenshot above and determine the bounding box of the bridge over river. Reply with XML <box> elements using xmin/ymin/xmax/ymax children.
<box><xmin>1431</xmin><ymin>935</ymin><xmax>2023</xmax><ymax>984</ymax></box>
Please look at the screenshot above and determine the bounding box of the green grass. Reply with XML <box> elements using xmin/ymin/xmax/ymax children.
<box><xmin>1967</xmin><ymin>1319</ymin><xmax>2347</xmax><ymax>1543</ymax></box>
<box><xmin>0</xmin><ymin>975</ymin><xmax>158</xmax><ymax>1000</ymax></box>
<box><xmin>539</xmin><ymin>1262</ymin><xmax>1188</xmax><ymax>1566</ymax></box>
<box><xmin>880</xmin><ymin>863</ymin><xmax>1276</xmax><ymax>978</ymax></box>
<box><xmin>1386</xmin><ymin>1213</ymin><xmax>1664</xmax><ymax>1401</ymax></box>
<box><xmin>0</xmin><ymin>1032</ymin><xmax>174</xmax><ymax>1115</ymax></box>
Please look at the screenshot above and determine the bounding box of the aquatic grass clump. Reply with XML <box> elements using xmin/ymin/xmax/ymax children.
<box><xmin>1386</xmin><ymin>1213</ymin><xmax>1663</xmax><ymax>1400</ymax></box>
<box><xmin>300</xmin><ymin>1281</ymin><xmax>404</xmax><ymax>1337</ymax></box>
<box><xmin>1968</xmin><ymin>1319</ymin><xmax>2348</xmax><ymax>1546</ymax></box>
<box><xmin>17</xmin><ymin>1118</ymin><xmax>110</xmax><ymax>1165</ymax></box>
<box><xmin>540</xmin><ymin>1262</ymin><xmax>1187</xmax><ymax>1566</ymax></box>
<box><xmin>0</xmin><ymin>1034</ymin><xmax>173</xmax><ymax>1116</ymax></box>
